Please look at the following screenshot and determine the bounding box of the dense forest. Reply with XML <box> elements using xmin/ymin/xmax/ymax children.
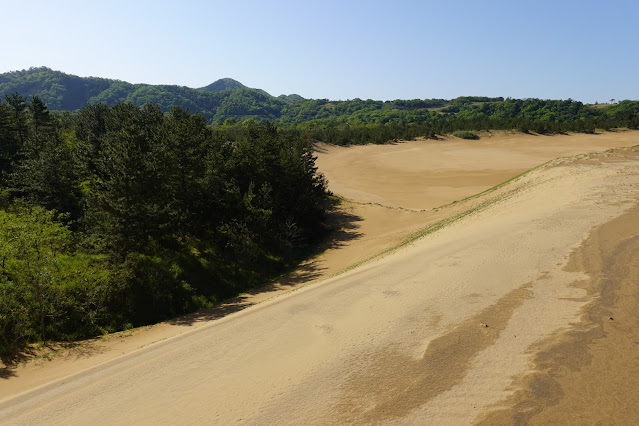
<box><xmin>0</xmin><ymin>94</ymin><xmax>329</xmax><ymax>356</ymax></box>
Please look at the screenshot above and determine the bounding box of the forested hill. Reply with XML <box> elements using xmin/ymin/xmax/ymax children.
<box><xmin>198</xmin><ymin>77</ymin><xmax>271</xmax><ymax>97</ymax></box>
<box><xmin>0</xmin><ymin>67</ymin><xmax>292</xmax><ymax>123</ymax></box>
<box><xmin>198</xmin><ymin>77</ymin><xmax>251</xmax><ymax>93</ymax></box>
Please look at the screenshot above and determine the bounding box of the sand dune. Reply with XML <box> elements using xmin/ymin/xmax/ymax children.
<box><xmin>314</xmin><ymin>130</ymin><xmax>639</xmax><ymax>210</ymax></box>
<box><xmin>2</xmin><ymin>131</ymin><xmax>639</xmax><ymax>424</ymax></box>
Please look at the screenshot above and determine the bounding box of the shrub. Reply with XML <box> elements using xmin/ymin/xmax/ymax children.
<box><xmin>452</xmin><ymin>130</ymin><xmax>479</xmax><ymax>140</ymax></box>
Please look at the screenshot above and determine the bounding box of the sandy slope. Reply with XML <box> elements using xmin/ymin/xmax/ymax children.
<box><xmin>2</xmin><ymin>132</ymin><xmax>639</xmax><ymax>424</ymax></box>
<box><xmin>314</xmin><ymin>130</ymin><xmax>639</xmax><ymax>210</ymax></box>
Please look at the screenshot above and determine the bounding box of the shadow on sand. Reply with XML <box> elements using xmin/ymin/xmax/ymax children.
<box><xmin>0</xmin><ymin>346</ymin><xmax>37</xmax><ymax>376</ymax></box>
<box><xmin>0</xmin><ymin>366</ymin><xmax>17</xmax><ymax>379</ymax></box>
<box><xmin>1</xmin><ymin>338</ymin><xmax>110</xmax><ymax>375</ymax></box>
<box><xmin>168</xmin><ymin>204</ymin><xmax>363</xmax><ymax>327</ymax></box>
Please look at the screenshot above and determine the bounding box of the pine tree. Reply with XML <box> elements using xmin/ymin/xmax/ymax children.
<box><xmin>27</xmin><ymin>96</ymin><xmax>51</xmax><ymax>136</ymax></box>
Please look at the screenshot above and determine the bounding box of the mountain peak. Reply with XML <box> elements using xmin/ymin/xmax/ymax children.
<box><xmin>198</xmin><ymin>78</ymin><xmax>247</xmax><ymax>93</ymax></box>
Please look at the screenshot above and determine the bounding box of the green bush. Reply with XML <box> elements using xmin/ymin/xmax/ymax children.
<box><xmin>0</xmin><ymin>202</ymin><xmax>128</xmax><ymax>355</ymax></box>
<box><xmin>452</xmin><ymin>130</ymin><xmax>479</xmax><ymax>140</ymax></box>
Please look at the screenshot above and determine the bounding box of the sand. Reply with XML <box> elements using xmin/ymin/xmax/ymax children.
<box><xmin>1</xmin><ymin>131</ymin><xmax>639</xmax><ymax>424</ymax></box>
<box><xmin>475</xmin><ymin>201</ymin><xmax>639</xmax><ymax>424</ymax></box>
<box><xmin>314</xmin><ymin>130</ymin><xmax>639</xmax><ymax>210</ymax></box>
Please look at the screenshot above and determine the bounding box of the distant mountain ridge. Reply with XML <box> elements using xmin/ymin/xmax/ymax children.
<box><xmin>0</xmin><ymin>67</ymin><xmax>303</xmax><ymax>122</ymax></box>
<box><xmin>3</xmin><ymin>66</ymin><xmax>631</xmax><ymax>130</ymax></box>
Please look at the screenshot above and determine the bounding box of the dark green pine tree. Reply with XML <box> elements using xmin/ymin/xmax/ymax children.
<box><xmin>157</xmin><ymin>106</ymin><xmax>210</xmax><ymax>237</ymax></box>
<box><xmin>1</xmin><ymin>94</ymin><xmax>28</xmax><ymax>179</ymax></box>
<box><xmin>27</xmin><ymin>95</ymin><xmax>51</xmax><ymax>136</ymax></box>
<box><xmin>8</xmin><ymin>132</ymin><xmax>80</xmax><ymax>218</ymax></box>
<box><xmin>4</xmin><ymin>93</ymin><xmax>28</xmax><ymax>147</ymax></box>
<box><xmin>0</xmin><ymin>102</ymin><xmax>16</xmax><ymax>178</ymax></box>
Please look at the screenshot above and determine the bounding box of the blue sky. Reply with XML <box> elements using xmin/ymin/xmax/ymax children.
<box><xmin>2</xmin><ymin>0</ymin><xmax>637</xmax><ymax>103</ymax></box>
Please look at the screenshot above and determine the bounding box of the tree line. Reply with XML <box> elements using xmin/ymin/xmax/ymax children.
<box><xmin>217</xmin><ymin>98</ymin><xmax>639</xmax><ymax>146</ymax></box>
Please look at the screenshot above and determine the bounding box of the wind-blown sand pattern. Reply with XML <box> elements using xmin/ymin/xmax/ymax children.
<box><xmin>1</xmin><ymin>131</ymin><xmax>639</xmax><ymax>424</ymax></box>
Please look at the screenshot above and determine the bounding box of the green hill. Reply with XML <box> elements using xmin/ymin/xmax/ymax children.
<box><xmin>0</xmin><ymin>67</ymin><xmax>285</xmax><ymax>123</ymax></box>
<box><xmin>0</xmin><ymin>67</ymin><xmax>113</xmax><ymax>110</ymax></box>
<box><xmin>198</xmin><ymin>77</ymin><xmax>272</xmax><ymax>97</ymax></box>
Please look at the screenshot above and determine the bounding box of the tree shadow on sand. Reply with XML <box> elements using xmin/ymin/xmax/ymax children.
<box><xmin>1</xmin><ymin>346</ymin><xmax>38</xmax><ymax>377</ymax></box>
<box><xmin>168</xmin><ymin>203</ymin><xmax>363</xmax><ymax>327</ymax></box>
<box><xmin>59</xmin><ymin>340</ymin><xmax>108</xmax><ymax>361</ymax></box>
<box><xmin>0</xmin><ymin>338</ymin><xmax>108</xmax><ymax>375</ymax></box>
<box><xmin>0</xmin><ymin>366</ymin><xmax>17</xmax><ymax>379</ymax></box>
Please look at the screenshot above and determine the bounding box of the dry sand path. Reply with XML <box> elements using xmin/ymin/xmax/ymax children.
<box><xmin>2</xmin><ymin>133</ymin><xmax>639</xmax><ymax>424</ymax></box>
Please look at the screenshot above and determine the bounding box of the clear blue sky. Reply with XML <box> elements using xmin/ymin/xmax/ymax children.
<box><xmin>2</xmin><ymin>0</ymin><xmax>637</xmax><ymax>103</ymax></box>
